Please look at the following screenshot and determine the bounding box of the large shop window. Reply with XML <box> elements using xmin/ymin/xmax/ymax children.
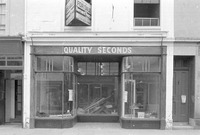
<box><xmin>121</xmin><ymin>56</ymin><xmax>161</xmax><ymax>119</ymax></box>
<box><xmin>134</xmin><ymin>0</ymin><xmax>160</xmax><ymax>26</ymax></box>
<box><xmin>65</xmin><ymin>0</ymin><xmax>91</xmax><ymax>26</ymax></box>
<box><xmin>35</xmin><ymin>56</ymin><xmax>76</xmax><ymax>118</ymax></box>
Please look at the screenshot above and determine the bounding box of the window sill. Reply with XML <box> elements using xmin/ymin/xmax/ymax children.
<box><xmin>133</xmin><ymin>26</ymin><xmax>161</xmax><ymax>31</ymax></box>
<box><xmin>64</xmin><ymin>26</ymin><xmax>92</xmax><ymax>32</ymax></box>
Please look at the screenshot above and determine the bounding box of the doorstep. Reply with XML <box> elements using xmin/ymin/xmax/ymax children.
<box><xmin>172</xmin><ymin>122</ymin><xmax>194</xmax><ymax>130</ymax></box>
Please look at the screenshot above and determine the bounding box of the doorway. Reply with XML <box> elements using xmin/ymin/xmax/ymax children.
<box><xmin>76</xmin><ymin>61</ymin><xmax>120</xmax><ymax>122</ymax></box>
<box><xmin>0</xmin><ymin>71</ymin><xmax>23</xmax><ymax>125</ymax></box>
<box><xmin>173</xmin><ymin>56</ymin><xmax>194</xmax><ymax>124</ymax></box>
<box><xmin>173</xmin><ymin>70</ymin><xmax>189</xmax><ymax>122</ymax></box>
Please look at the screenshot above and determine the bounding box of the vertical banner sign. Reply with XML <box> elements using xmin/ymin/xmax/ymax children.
<box><xmin>65</xmin><ymin>0</ymin><xmax>75</xmax><ymax>25</ymax></box>
<box><xmin>65</xmin><ymin>0</ymin><xmax>91</xmax><ymax>26</ymax></box>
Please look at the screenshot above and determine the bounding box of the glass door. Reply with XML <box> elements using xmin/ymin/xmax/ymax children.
<box><xmin>77</xmin><ymin>78</ymin><xmax>118</xmax><ymax>115</ymax></box>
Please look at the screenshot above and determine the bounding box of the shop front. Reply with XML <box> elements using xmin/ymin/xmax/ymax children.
<box><xmin>31</xmin><ymin>45</ymin><xmax>166</xmax><ymax>129</ymax></box>
<box><xmin>0</xmin><ymin>37</ymin><xmax>23</xmax><ymax>125</ymax></box>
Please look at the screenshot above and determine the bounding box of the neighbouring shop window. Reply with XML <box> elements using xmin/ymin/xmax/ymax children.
<box><xmin>0</xmin><ymin>56</ymin><xmax>23</xmax><ymax>67</ymax></box>
<box><xmin>35</xmin><ymin>56</ymin><xmax>76</xmax><ymax>118</ymax></box>
<box><xmin>65</xmin><ymin>0</ymin><xmax>91</xmax><ymax>26</ymax></box>
<box><xmin>122</xmin><ymin>56</ymin><xmax>161</xmax><ymax>119</ymax></box>
<box><xmin>77</xmin><ymin>62</ymin><xmax>119</xmax><ymax>76</ymax></box>
<box><xmin>134</xmin><ymin>0</ymin><xmax>160</xmax><ymax>26</ymax></box>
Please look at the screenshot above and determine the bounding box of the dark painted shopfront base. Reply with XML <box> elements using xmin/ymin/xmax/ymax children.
<box><xmin>35</xmin><ymin>117</ymin><xmax>77</xmax><ymax>128</ymax></box>
<box><xmin>34</xmin><ymin>116</ymin><xmax>160</xmax><ymax>129</ymax></box>
<box><xmin>77</xmin><ymin>115</ymin><xmax>119</xmax><ymax>122</ymax></box>
<box><xmin>120</xmin><ymin>118</ymin><xmax>160</xmax><ymax>129</ymax></box>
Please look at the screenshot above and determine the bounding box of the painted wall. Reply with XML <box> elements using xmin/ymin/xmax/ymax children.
<box><xmin>25</xmin><ymin>0</ymin><xmax>174</xmax><ymax>38</ymax></box>
<box><xmin>174</xmin><ymin>0</ymin><xmax>200</xmax><ymax>39</ymax></box>
<box><xmin>6</xmin><ymin>0</ymin><xmax>25</xmax><ymax>35</ymax></box>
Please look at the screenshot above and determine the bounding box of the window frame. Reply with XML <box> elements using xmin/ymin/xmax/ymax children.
<box><xmin>133</xmin><ymin>0</ymin><xmax>161</xmax><ymax>28</ymax></box>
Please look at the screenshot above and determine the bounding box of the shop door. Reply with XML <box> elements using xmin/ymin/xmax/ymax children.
<box><xmin>78</xmin><ymin>83</ymin><xmax>116</xmax><ymax>115</ymax></box>
<box><xmin>0</xmin><ymin>72</ymin><xmax>5</xmax><ymax>124</ymax></box>
<box><xmin>173</xmin><ymin>71</ymin><xmax>189</xmax><ymax>122</ymax></box>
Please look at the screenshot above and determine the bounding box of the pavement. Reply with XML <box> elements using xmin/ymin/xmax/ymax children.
<box><xmin>0</xmin><ymin>123</ymin><xmax>200</xmax><ymax>135</ymax></box>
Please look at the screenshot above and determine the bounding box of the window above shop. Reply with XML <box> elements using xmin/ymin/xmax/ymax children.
<box><xmin>0</xmin><ymin>0</ymin><xmax>6</xmax><ymax>34</ymax></box>
<box><xmin>134</xmin><ymin>0</ymin><xmax>160</xmax><ymax>27</ymax></box>
<box><xmin>65</xmin><ymin>0</ymin><xmax>91</xmax><ymax>26</ymax></box>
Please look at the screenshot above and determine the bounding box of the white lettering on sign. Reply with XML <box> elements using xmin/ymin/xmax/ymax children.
<box><xmin>64</xmin><ymin>47</ymin><xmax>92</xmax><ymax>54</ymax></box>
<box><xmin>97</xmin><ymin>47</ymin><xmax>132</xmax><ymax>54</ymax></box>
<box><xmin>63</xmin><ymin>47</ymin><xmax>132</xmax><ymax>54</ymax></box>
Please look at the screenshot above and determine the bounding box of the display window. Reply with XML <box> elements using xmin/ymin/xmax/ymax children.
<box><xmin>121</xmin><ymin>56</ymin><xmax>161</xmax><ymax>119</ymax></box>
<box><xmin>35</xmin><ymin>56</ymin><xmax>76</xmax><ymax>118</ymax></box>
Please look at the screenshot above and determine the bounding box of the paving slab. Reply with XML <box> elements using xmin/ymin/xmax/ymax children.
<box><xmin>0</xmin><ymin>123</ymin><xmax>200</xmax><ymax>135</ymax></box>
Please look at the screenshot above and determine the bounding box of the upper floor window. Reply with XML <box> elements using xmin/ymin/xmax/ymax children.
<box><xmin>0</xmin><ymin>0</ymin><xmax>6</xmax><ymax>34</ymax></box>
<box><xmin>65</xmin><ymin>0</ymin><xmax>91</xmax><ymax>26</ymax></box>
<box><xmin>0</xmin><ymin>56</ymin><xmax>23</xmax><ymax>67</ymax></box>
<box><xmin>134</xmin><ymin>0</ymin><xmax>160</xmax><ymax>26</ymax></box>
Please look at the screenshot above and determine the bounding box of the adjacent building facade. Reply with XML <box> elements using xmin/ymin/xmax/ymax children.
<box><xmin>0</xmin><ymin>0</ymin><xmax>24</xmax><ymax>125</ymax></box>
<box><xmin>0</xmin><ymin>0</ymin><xmax>200</xmax><ymax>129</ymax></box>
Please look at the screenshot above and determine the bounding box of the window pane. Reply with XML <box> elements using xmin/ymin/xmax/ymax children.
<box><xmin>77</xmin><ymin>78</ymin><xmax>118</xmax><ymax>115</ymax></box>
<box><xmin>64</xmin><ymin>56</ymin><xmax>74</xmax><ymax>72</ymax></box>
<box><xmin>110</xmin><ymin>63</ymin><xmax>119</xmax><ymax>75</ymax></box>
<box><xmin>101</xmin><ymin>63</ymin><xmax>109</xmax><ymax>76</ymax></box>
<box><xmin>0</xmin><ymin>61</ymin><xmax>5</xmax><ymax>66</ymax></box>
<box><xmin>78</xmin><ymin>62</ymin><xmax>86</xmax><ymax>75</ymax></box>
<box><xmin>134</xmin><ymin>2</ymin><xmax>160</xmax><ymax>26</ymax></box>
<box><xmin>37</xmin><ymin>56</ymin><xmax>64</xmax><ymax>71</ymax></box>
<box><xmin>36</xmin><ymin>73</ymin><xmax>63</xmax><ymax>117</ymax></box>
<box><xmin>123</xmin><ymin>73</ymin><xmax>160</xmax><ymax>119</ymax></box>
<box><xmin>7</xmin><ymin>61</ymin><xmax>23</xmax><ymax>66</ymax></box>
<box><xmin>78</xmin><ymin>84</ymin><xmax>89</xmax><ymax>109</ymax></box>
<box><xmin>87</xmin><ymin>62</ymin><xmax>95</xmax><ymax>75</ymax></box>
<box><xmin>123</xmin><ymin>57</ymin><xmax>161</xmax><ymax>72</ymax></box>
<box><xmin>149</xmin><ymin>57</ymin><xmax>161</xmax><ymax>72</ymax></box>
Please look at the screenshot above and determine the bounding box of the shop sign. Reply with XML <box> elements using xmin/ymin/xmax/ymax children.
<box><xmin>65</xmin><ymin>0</ymin><xmax>75</xmax><ymax>25</ymax></box>
<box><xmin>76</xmin><ymin>0</ymin><xmax>91</xmax><ymax>25</ymax></box>
<box><xmin>65</xmin><ymin>0</ymin><xmax>91</xmax><ymax>26</ymax></box>
<box><xmin>63</xmin><ymin>46</ymin><xmax>133</xmax><ymax>55</ymax></box>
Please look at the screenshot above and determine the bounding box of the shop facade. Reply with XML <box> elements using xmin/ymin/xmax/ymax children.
<box><xmin>23</xmin><ymin>32</ymin><xmax>171</xmax><ymax>129</ymax></box>
<box><xmin>0</xmin><ymin>36</ymin><xmax>24</xmax><ymax>125</ymax></box>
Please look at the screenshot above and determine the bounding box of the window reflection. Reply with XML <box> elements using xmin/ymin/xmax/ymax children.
<box><xmin>123</xmin><ymin>57</ymin><xmax>161</xmax><ymax>72</ymax></box>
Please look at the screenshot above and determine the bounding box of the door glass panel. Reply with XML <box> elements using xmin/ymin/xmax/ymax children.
<box><xmin>89</xmin><ymin>84</ymin><xmax>101</xmax><ymax>102</ymax></box>
<box><xmin>78</xmin><ymin>84</ymin><xmax>89</xmax><ymax>109</ymax></box>
<box><xmin>77</xmin><ymin>78</ymin><xmax>118</xmax><ymax>115</ymax></box>
<box><xmin>87</xmin><ymin>63</ymin><xmax>95</xmax><ymax>75</ymax></box>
